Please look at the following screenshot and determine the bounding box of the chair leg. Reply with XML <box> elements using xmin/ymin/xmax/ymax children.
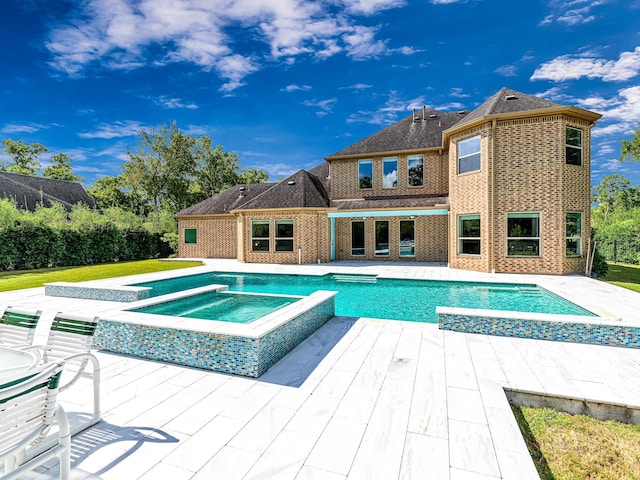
<box><xmin>56</xmin><ymin>404</ymin><xmax>71</xmax><ymax>480</ymax></box>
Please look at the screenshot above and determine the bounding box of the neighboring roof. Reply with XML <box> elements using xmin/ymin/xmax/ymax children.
<box><xmin>451</xmin><ymin>87</ymin><xmax>563</xmax><ymax>129</ymax></box>
<box><xmin>236</xmin><ymin>169</ymin><xmax>330</xmax><ymax>211</ymax></box>
<box><xmin>175</xmin><ymin>182</ymin><xmax>275</xmax><ymax>216</ymax></box>
<box><xmin>0</xmin><ymin>171</ymin><xmax>96</xmax><ymax>212</ymax></box>
<box><xmin>326</xmin><ymin>108</ymin><xmax>468</xmax><ymax>159</ymax></box>
<box><xmin>332</xmin><ymin>194</ymin><xmax>448</xmax><ymax>211</ymax></box>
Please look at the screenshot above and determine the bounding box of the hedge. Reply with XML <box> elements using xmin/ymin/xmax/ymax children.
<box><xmin>0</xmin><ymin>223</ymin><xmax>174</xmax><ymax>271</ymax></box>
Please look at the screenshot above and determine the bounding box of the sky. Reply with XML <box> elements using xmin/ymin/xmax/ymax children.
<box><xmin>1</xmin><ymin>0</ymin><xmax>640</xmax><ymax>189</ymax></box>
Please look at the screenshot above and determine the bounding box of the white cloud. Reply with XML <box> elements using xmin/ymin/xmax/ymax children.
<box><xmin>341</xmin><ymin>83</ymin><xmax>373</xmax><ymax>90</ymax></box>
<box><xmin>347</xmin><ymin>91</ymin><xmax>427</xmax><ymax>124</ymax></box>
<box><xmin>1</xmin><ymin>123</ymin><xmax>49</xmax><ymax>134</ymax></box>
<box><xmin>303</xmin><ymin>97</ymin><xmax>338</xmax><ymax>116</ymax></box>
<box><xmin>495</xmin><ymin>65</ymin><xmax>517</xmax><ymax>77</ymax></box>
<box><xmin>429</xmin><ymin>0</ymin><xmax>465</xmax><ymax>4</ymax></box>
<box><xmin>539</xmin><ymin>0</ymin><xmax>607</xmax><ymax>26</ymax></box>
<box><xmin>78</xmin><ymin>120</ymin><xmax>145</xmax><ymax>139</ymax></box>
<box><xmin>154</xmin><ymin>96</ymin><xmax>199</xmax><ymax>109</ymax></box>
<box><xmin>532</xmin><ymin>46</ymin><xmax>640</xmax><ymax>82</ymax></box>
<box><xmin>449</xmin><ymin>88</ymin><xmax>469</xmax><ymax>98</ymax></box>
<box><xmin>282</xmin><ymin>84</ymin><xmax>312</xmax><ymax>92</ymax></box>
<box><xmin>44</xmin><ymin>0</ymin><xmax>415</xmax><ymax>91</ymax></box>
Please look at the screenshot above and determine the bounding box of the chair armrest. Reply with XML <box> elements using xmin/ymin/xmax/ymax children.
<box><xmin>58</xmin><ymin>351</ymin><xmax>100</xmax><ymax>393</ymax></box>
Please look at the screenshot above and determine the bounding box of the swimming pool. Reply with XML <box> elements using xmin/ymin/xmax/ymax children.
<box><xmin>131</xmin><ymin>271</ymin><xmax>595</xmax><ymax>323</ymax></box>
<box><xmin>131</xmin><ymin>290</ymin><xmax>300</xmax><ymax>323</ymax></box>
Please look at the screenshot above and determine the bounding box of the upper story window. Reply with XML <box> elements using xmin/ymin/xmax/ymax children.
<box><xmin>382</xmin><ymin>157</ymin><xmax>398</xmax><ymax>189</ymax></box>
<box><xmin>358</xmin><ymin>159</ymin><xmax>373</xmax><ymax>189</ymax></box>
<box><xmin>566</xmin><ymin>127</ymin><xmax>582</xmax><ymax>166</ymax></box>
<box><xmin>458</xmin><ymin>135</ymin><xmax>481</xmax><ymax>174</ymax></box>
<box><xmin>407</xmin><ymin>154</ymin><xmax>424</xmax><ymax>187</ymax></box>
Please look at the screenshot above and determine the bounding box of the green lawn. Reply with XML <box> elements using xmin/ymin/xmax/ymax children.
<box><xmin>0</xmin><ymin>259</ymin><xmax>203</xmax><ymax>292</ymax></box>
<box><xmin>605</xmin><ymin>262</ymin><xmax>640</xmax><ymax>293</ymax></box>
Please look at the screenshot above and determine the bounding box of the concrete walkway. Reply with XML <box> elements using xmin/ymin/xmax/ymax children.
<box><xmin>2</xmin><ymin>260</ymin><xmax>640</xmax><ymax>479</ymax></box>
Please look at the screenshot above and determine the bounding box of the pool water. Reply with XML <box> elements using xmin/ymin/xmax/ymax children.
<box><xmin>132</xmin><ymin>291</ymin><xmax>299</xmax><ymax>323</ymax></box>
<box><xmin>132</xmin><ymin>272</ymin><xmax>596</xmax><ymax>323</ymax></box>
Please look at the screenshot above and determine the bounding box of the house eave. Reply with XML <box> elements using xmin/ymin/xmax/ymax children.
<box><xmin>325</xmin><ymin>146</ymin><xmax>443</xmax><ymax>162</ymax></box>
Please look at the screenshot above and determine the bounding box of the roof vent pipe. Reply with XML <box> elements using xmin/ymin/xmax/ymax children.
<box><xmin>412</xmin><ymin>108</ymin><xmax>417</xmax><ymax>123</ymax></box>
<box><xmin>422</xmin><ymin>106</ymin><xmax>426</xmax><ymax>121</ymax></box>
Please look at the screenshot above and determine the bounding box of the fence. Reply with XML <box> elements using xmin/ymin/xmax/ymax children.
<box><xmin>595</xmin><ymin>236</ymin><xmax>640</xmax><ymax>265</ymax></box>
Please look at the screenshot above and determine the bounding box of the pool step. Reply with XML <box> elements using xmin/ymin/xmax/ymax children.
<box><xmin>518</xmin><ymin>288</ymin><xmax>543</xmax><ymax>297</ymax></box>
<box><xmin>331</xmin><ymin>274</ymin><xmax>377</xmax><ymax>284</ymax></box>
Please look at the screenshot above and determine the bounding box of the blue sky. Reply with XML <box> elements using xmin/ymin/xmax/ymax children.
<box><xmin>1</xmin><ymin>0</ymin><xmax>640</xmax><ymax>188</ymax></box>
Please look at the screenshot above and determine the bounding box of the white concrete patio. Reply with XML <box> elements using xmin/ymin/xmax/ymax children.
<box><xmin>2</xmin><ymin>260</ymin><xmax>640</xmax><ymax>479</ymax></box>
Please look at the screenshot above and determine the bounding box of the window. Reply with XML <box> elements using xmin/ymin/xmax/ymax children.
<box><xmin>408</xmin><ymin>154</ymin><xmax>424</xmax><ymax>187</ymax></box>
<box><xmin>358</xmin><ymin>160</ymin><xmax>373</xmax><ymax>189</ymax></box>
<box><xmin>351</xmin><ymin>221</ymin><xmax>365</xmax><ymax>256</ymax></box>
<box><xmin>566</xmin><ymin>213</ymin><xmax>582</xmax><ymax>257</ymax></box>
<box><xmin>507</xmin><ymin>213</ymin><xmax>540</xmax><ymax>257</ymax></box>
<box><xmin>184</xmin><ymin>228</ymin><xmax>197</xmax><ymax>244</ymax></box>
<box><xmin>375</xmin><ymin>221</ymin><xmax>389</xmax><ymax>256</ymax></box>
<box><xmin>275</xmin><ymin>220</ymin><xmax>294</xmax><ymax>252</ymax></box>
<box><xmin>458</xmin><ymin>135</ymin><xmax>481</xmax><ymax>174</ymax></box>
<box><xmin>399</xmin><ymin>220</ymin><xmax>415</xmax><ymax>257</ymax></box>
<box><xmin>382</xmin><ymin>157</ymin><xmax>398</xmax><ymax>189</ymax></box>
<box><xmin>251</xmin><ymin>221</ymin><xmax>269</xmax><ymax>252</ymax></box>
<box><xmin>566</xmin><ymin>127</ymin><xmax>582</xmax><ymax>166</ymax></box>
<box><xmin>458</xmin><ymin>215</ymin><xmax>480</xmax><ymax>255</ymax></box>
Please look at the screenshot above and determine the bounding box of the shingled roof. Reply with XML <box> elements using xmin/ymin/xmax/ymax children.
<box><xmin>175</xmin><ymin>182</ymin><xmax>276</xmax><ymax>216</ymax></box>
<box><xmin>451</xmin><ymin>87</ymin><xmax>563</xmax><ymax>129</ymax></box>
<box><xmin>236</xmin><ymin>168</ymin><xmax>330</xmax><ymax>211</ymax></box>
<box><xmin>326</xmin><ymin>108</ymin><xmax>468</xmax><ymax>159</ymax></box>
<box><xmin>0</xmin><ymin>171</ymin><xmax>96</xmax><ymax>212</ymax></box>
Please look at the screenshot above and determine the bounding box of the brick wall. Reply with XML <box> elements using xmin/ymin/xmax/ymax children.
<box><xmin>328</xmin><ymin>151</ymin><xmax>447</xmax><ymax>199</ymax></box>
<box><xmin>334</xmin><ymin>214</ymin><xmax>447</xmax><ymax>262</ymax></box>
<box><xmin>178</xmin><ymin>216</ymin><xmax>237</xmax><ymax>258</ymax></box>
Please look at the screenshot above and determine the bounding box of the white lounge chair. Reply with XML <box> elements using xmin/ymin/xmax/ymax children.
<box><xmin>0</xmin><ymin>307</ymin><xmax>41</xmax><ymax>348</ymax></box>
<box><xmin>0</xmin><ymin>361</ymin><xmax>70</xmax><ymax>479</ymax></box>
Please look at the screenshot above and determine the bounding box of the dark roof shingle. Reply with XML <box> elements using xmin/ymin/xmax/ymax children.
<box><xmin>0</xmin><ymin>172</ymin><xmax>96</xmax><ymax>212</ymax></box>
<box><xmin>175</xmin><ymin>182</ymin><xmax>276</xmax><ymax>216</ymax></box>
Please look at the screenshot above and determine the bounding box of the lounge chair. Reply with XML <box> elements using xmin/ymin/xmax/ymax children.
<box><xmin>0</xmin><ymin>361</ymin><xmax>70</xmax><ymax>479</ymax></box>
<box><xmin>0</xmin><ymin>307</ymin><xmax>41</xmax><ymax>348</ymax></box>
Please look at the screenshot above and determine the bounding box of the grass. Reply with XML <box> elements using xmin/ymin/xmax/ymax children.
<box><xmin>0</xmin><ymin>259</ymin><xmax>203</xmax><ymax>292</ymax></box>
<box><xmin>605</xmin><ymin>262</ymin><xmax>640</xmax><ymax>293</ymax></box>
<box><xmin>513</xmin><ymin>406</ymin><xmax>640</xmax><ymax>480</ymax></box>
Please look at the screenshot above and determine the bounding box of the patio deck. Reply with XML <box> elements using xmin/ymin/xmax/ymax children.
<box><xmin>2</xmin><ymin>260</ymin><xmax>640</xmax><ymax>480</ymax></box>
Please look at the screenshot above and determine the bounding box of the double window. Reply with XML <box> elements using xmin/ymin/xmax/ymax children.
<box><xmin>358</xmin><ymin>159</ymin><xmax>373</xmax><ymax>189</ymax></box>
<box><xmin>566</xmin><ymin>127</ymin><xmax>582</xmax><ymax>166</ymax></box>
<box><xmin>408</xmin><ymin>154</ymin><xmax>424</xmax><ymax>187</ymax></box>
<box><xmin>507</xmin><ymin>213</ymin><xmax>540</xmax><ymax>257</ymax></box>
<box><xmin>458</xmin><ymin>135</ymin><xmax>481</xmax><ymax>174</ymax></box>
<box><xmin>566</xmin><ymin>213</ymin><xmax>582</xmax><ymax>257</ymax></box>
<box><xmin>458</xmin><ymin>215</ymin><xmax>480</xmax><ymax>255</ymax></box>
<box><xmin>252</xmin><ymin>220</ymin><xmax>294</xmax><ymax>252</ymax></box>
<box><xmin>382</xmin><ymin>157</ymin><xmax>398</xmax><ymax>189</ymax></box>
<box><xmin>351</xmin><ymin>221</ymin><xmax>365</xmax><ymax>256</ymax></box>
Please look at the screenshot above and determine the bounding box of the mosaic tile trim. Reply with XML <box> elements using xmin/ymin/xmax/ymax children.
<box><xmin>93</xmin><ymin>296</ymin><xmax>335</xmax><ymax>377</ymax></box>
<box><xmin>45</xmin><ymin>282</ymin><xmax>151</xmax><ymax>302</ymax></box>
<box><xmin>439</xmin><ymin>311</ymin><xmax>640</xmax><ymax>348</ymax></box>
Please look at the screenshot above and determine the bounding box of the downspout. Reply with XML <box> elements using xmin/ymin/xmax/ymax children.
<box><xmin>490</xmin><ymin>119</ymin><xmax>497</xmax><ymax>274</ymax></box>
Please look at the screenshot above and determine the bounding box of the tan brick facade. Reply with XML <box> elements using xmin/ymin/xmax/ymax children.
<box><xmin>178</xmin><ymin>216</ymin><xmax>237</xmax><ymax>258</ymax></box>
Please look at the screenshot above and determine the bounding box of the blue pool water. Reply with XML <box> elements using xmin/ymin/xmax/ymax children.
<box><xmin>132</xmin><ymin>291</ymin><xmax>299</xmax><ymax>323</ymax></box>
<box><xmin>131</xmin><ymin>272</ymin><xmax>596</xmax><ymax>323</ymax></box>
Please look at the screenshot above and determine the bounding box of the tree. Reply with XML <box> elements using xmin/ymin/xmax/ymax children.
<box><xmin>1</xmin><ymin>139</ymin><xmax>48</xmax><ymax>175</ymax></box>
<box><xmin>238</xmin><ymin>167</ymin><xmax>269</xmax><ymax>184</ymax></box>
<box><xmin>87</xmin><ymin>175</ymin><xmax>129</xmax><ymax>210</ymax></box>
<box><xmin>194</xmin><ymin>136</ymin><xmax>240</xmax><ymax>197</ymax></box>
<box><xmin>620</xmin><ymin>122</ymin><xmax>640</xmax><ymax>162</ymax></box>
<box><xmin>592</xmin><ymin>174</ymin><xmax>630</xmax><ymax>222</ymax></box>
<box><xmin>43</xmin><ymin>153</ymin><xmax>84</xmax><ymax>182</ymax></box>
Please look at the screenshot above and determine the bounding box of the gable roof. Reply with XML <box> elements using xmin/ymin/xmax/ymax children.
<box><xmin>326</xmin><ymin>108</ymin><xmax>467</xmax><ymax>159</ymax></box>
<box><xmin>0</xmin><ymin>171</ymin><xmax>96</xmax><ymax>212</ymax></box>
<box><xmin>175</xmin><ymin>182</ymin><xmax>276</xmax><ymax>216</ymax></box>
<box><xmin>235</xmin><ymin>168</ymin><xmax>330</xmax><ymax>211</ymax></box>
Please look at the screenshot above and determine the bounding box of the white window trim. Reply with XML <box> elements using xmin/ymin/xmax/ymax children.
<box><xmin>457</xmin><ymin>135</ymin><xmax>481</xmax><ymax>174</ymax></box>
<box><xmin>566</xmin><ymin>212</ymin><xmax>582</xmax><ymax>257</ymax></box>
<box><xmin>382</xmin><ymin>157</ymin><xmax>398</xmax><ymax>189</ymax></box>
<box><xmin>458</xmin><ymin>214</ymin><xmax>481</xmax><ymax>256</ymax></box>
<box><xmin>506</xmin><ymin>212</ymin><xmax>541</xmax><ymax>257</ymax></box>
<box><xmin>566</xmin><ymin>127</ymin><xmax>583</xmax><ymax>166</ymax></box>
<box><xmin>358</xmin><ymin>159</ymin><xmax>373</xmax><ymax>190</ymax></box>
<box><xmin>251</xmin><ymin>220</ymin><xmax>270</xmax><ymax>252</ymax></box>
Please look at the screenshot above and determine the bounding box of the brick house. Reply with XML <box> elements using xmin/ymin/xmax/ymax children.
<box><xmin>176</xmin><ymin>87</ymin><xmax>601</xmax><ymax>274</ymax></box>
